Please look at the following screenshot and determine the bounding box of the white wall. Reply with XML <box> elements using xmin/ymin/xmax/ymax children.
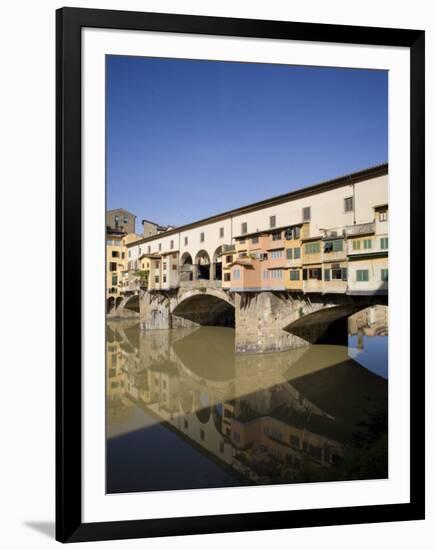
<box><xmin>1</xmin><ymin>1</ymin><xmax>433</xmax><ymax>550</ymax></box>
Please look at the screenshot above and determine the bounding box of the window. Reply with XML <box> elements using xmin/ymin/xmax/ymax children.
<box><xmin>324</xmin><ymin>269</ymin><xmax>330</xmax><ymax>281</ymax></box>
<box><xmin>163</xmin><ymin>263</ymin><xmax>167</xmax><ymax>270</ymax></box>
<box><xmin>200</xmin><ymin>232</ymin><xmax>205</xmax><ymax>243</ymax></box>
<box><xmin>352</xmin><ymin>240</ymin><xmax>361</xmax><ymax>250</ymax></box>
<box><xmin>270</xmin><ymin>250</ymin><xmax>283</xmax><ymax>259</ymax></box>
<box><xmin>290</xmin><ymin>434</ymin><xmax>300</xmax><ymax>448</ymax></box>
<box><xmin>272</xmin><ymin>231</ymin><xmax>282</xmax><ymax>241</ymax></box>
<box><xmin>363</xmin><ymin>239</ymin><xmax>372</xmax><ymax>249</ymax></box>
<box><xmin>241</xmin><ymin>222</ymin><xmax>247</xmax><ymax>234</ymax></box>
<box><xmin>380</xmin><ymin>237</ymin><xmax>389</xmax><ymax>249</ymax></box>
<box><xmin>271</xmin><ymin>269</ymin><xmax>283</xmax><ymax>279</ymax></box>
<box><xmin>128</xmin><ymin>250</ymin><xmax>131</xmax><ymax>258</ymax></box>
<box><xmin>356</xmin><ymin>269</ymin><xmax>369</xmax><ymax>282</ymax></box>
<box><xmin>381</xmin><ymin>268</ymin><xmax>389</xmax><ymax>281</ymax></box>
<box><xmin>331</xmin><ymin>268</ymin><xmax>344</xmax><ymax>280</ymax></box>
<box><xmin>147</xmin><ymin>245</ymin><xmax>151</xmax><ymax>254</ymax></box>
<box><xmin>121</xmin><ymin>252</ymin><xmax>125</xmax><ymax>259</ymax></box>
<box><xmin>170</xmin><ymin>240</ymin><xmax>174</xmax><ymax>249</ymax></box>
<box><xmin>172</xmin><ymin>264</ymin><xmax>177</xmax><ymax>270</ymax></box>
<box><xmin>111</xmin><ymin>251</ymin><xmax>119</xmax><ymax>258</ymax></box>
<box><xmin>294</xmin><ymin>247</ymin><xmax>301</xmax><ymax>259</ymax></box>
<box><xmin>302</xmin><ymin>206</ymin><xmax>311</xmax><ymax>221</ymax></box>
<box><xmin>233</xmin><ymin>432</ymin><xmax>241</xmax><ymax>442</ymax></box>
<box><xmin>304</xmin><ymin>242</ymin><xmax>320</xmax><ymax>254</ymax></box>
<box><xmin>239</xmin><ymin>238</ymin><xmax>245</xmax><ymax>244</ymax></box>
<box><xmin>184</xmin><ymin>236</ymin><xmax>188</xmax><ymax>246</ymax></box>
<box><xmin>263</xmin><ymin>271</ymin><xmax>269</xmax><ymax>279</ymax></box>
<box><xmin>109</xmin><ymin>262</ymin><xmax>117</xmax><ymax>271</ymax></box>
<box><xmin>344</xmin><ymin>196</ymin><xmax>354</xmax><ymax>212</ymax></box>
<box><xmin>106</xmin><ymin>239</ymin><xmax>113</xmax><ymax>246</ymax></box>
<box><xmin>112</xmin><ymin>275</ymin><xmax>117</xmax><ymax>285</ymax></box>
<box><xmin>252</xmin><ymin>236</ymin><xmax>259</xmax><ymax>244</ymax></box>
<box><xmin>155</xmin><ymin>276</ymin><xmax>159</xmax><ymax>284</ymax></box>
<box><xmin>225</xmin><ymin>255</ymin><xmax>232</xmax><ymax>263</ymax></box>
<box><xmin>124</xmin><ymin>216</ymin><xmax>128</xmax><ymax>224</ymax></box>
<box><xmin>286</xmin><ymin>248</ymin><xmax>293</xmax><ymax>260</ymax></box>
<box><xmin>270</xmin><ymin>215</ymin><xmax>276</xmax><ymax>228</ymax></box>
<box><xmin>158</xmin><ymin>243</ymin><xmax>162</xmax><ymax>251</ymax></box>
<box><xmin>308</xmin><ymin>268</ymin><xmax>322</xmax><ymax>280</ymax></box>
<box><xmin>290</xmin><ymin>270</ymin><xmax>300</xmax><ymax>281</ymax></box>
<box><xmin>224</xmin><ymin>273</ymin><xmax>231</xmax><ymax>282</ymax></box>
<box><xmin>324</xmin><ymin>239</ymin><xmax>343</xmax><ymax>253</ymax></box>
<box><xmin>379</xmin><ymin>210</ymin><xmax>388</xmax><ymax>222</ymax></box>
<box><xmin>138</xmin><ymin>247</ymin><xmax>141</xmax><ymax>255</ymax></box>
<box><xmin>162</xmin><ymin>275</ymin><xmax>167</xmax><ymax>283</ymax></box>
<box><xmin>233</xmin><ymin>269</ymin><xmax>240</xmax><ymax>280</ymax></box>
<box><xmin>219</xmin><ymin>227</ymin><xmax>224</xmax><ymax>238</ymax></box>
<box><xmin>200</xmin><ymin>429</ymin><xmax>205</xmax><ymax>441</ymax></box>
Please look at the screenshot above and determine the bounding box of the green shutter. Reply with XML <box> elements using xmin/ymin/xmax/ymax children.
<box><xmin>324</xmin><ymin>269</ymin><xmax>330</xmax><ymax>281</ymax></box>
<box><xmin>286</xmin><ymin>248</ymin><xmax>293</xmax><ymax>259</ymax></box>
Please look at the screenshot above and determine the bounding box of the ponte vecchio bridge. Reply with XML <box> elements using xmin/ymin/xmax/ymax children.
<box><xmin>110</xmin><ymin>164</ymin><xmax>389</xmax><ymax>353</ymax></box>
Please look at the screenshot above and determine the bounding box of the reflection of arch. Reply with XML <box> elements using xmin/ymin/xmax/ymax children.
<box><xmin>115</xmin><ymin>296</ymin><xmax>123</xmax><ymax>308</ymax></box>
<box><xmin>212</xmin><ymin>246</ymin><xmax>223</xmax><ymax>281</ymax></box>
<box><xmin>107</xmin><ymin>297</ymin><xmax>115</xmax><ymax>313</ymax></box>
<box><xmin>180</xmin><ymin>252</ymin><xmax>194</xmax><ymax>282</ymax></box>
<box><xmin>180</xmin><ymin>391</ymin><xmax>194</xmax><ymax>414</ymax></box>
<box><xmin>196</xmin><ymin>406</ymin><xmax>211</xmax><ymax>424</ymax></box>
<box><xmin>195</xmin><ymin>250</ymin><xmax>211</xmax><ymax>280</ymax></box>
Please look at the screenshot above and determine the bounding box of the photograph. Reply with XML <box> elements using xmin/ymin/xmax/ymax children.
<box><xmin>105</xmin><ymin>55</ymin><xmax>389</xmax><ymax>494</ymax></box>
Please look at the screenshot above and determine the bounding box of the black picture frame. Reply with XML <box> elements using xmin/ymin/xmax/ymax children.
<box><xmin>56</xmin><ymin>7</ymin><xmax>425</xmax><ymax>543</ymax></box>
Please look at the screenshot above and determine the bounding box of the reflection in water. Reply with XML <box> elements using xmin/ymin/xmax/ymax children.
<box><xmin>106</xmin><ymin>309</ymin><xmax>388</xmax><ymax>493</ymax></box>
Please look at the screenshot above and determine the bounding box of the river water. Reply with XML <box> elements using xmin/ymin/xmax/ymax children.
<box><xmin>106</xmin><ymin>308</ymin><xmax>388</xmax><ymax>493</ymax></box>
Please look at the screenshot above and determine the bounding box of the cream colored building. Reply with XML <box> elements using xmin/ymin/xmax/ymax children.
<box><xmin>126</xmin><ymin>164</ymin><xmax>388</xmax><ymax>296</ymax></box>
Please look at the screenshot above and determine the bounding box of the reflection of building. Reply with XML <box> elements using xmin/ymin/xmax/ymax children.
<box><xmin>349</xmin><ymin>305</ymin><xmax>389</xmax><ymax>337</ymax></box>
<box><xmin>107</xmin><ymin>320</ymin><xmax>388</xmax><ymax>488</ymax></box>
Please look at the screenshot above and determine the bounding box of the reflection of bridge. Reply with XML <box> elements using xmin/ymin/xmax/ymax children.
<box><xmin>134</xmin><ymin>282</ymin><xmax>387</xmax><ymax>353</ymax></box>
<box><xmin>106</xmin><ymin>320</ymin><xmax>388</xmax><ymax>491</ymax></box>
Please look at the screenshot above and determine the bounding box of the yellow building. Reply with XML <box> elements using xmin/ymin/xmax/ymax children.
<box><xmin>106</xmin><ymin>229</ymin><xmax>127</xmax><ymax>310</ymax></box>
<box><xmin>284</xmin><ymin>224</ymin><xmax>303</xmax><ymax>291</ymax></box>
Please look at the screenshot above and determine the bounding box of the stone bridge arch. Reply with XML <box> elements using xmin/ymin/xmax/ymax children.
<box><xmin>172</xmin><ymin>288</ymin><xmax>235</xmax><ymax>328</ymax></box>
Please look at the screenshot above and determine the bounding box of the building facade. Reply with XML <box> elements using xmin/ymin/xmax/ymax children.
<box><xmin>123</xmin><ymin>164</ymin><xmax>388</xmax><ymax>298</ymax></box>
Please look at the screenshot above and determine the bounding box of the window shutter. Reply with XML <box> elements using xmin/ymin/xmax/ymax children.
<box><xmin>286</xmin><ymin>248</ymin><xmax>293</xmax><ymax>259</ymax></box>
<box><xmin>324</xmin><ymin>269</ymin><xmax>330</xmax><ymax>281</ymax></box>
<box><xmin>303</xmin><ymin>269</ymin><xmax>308</xmax><ymax>281</ymax></box>
<box><xmin>341</xmin><ymin>268</ymin><xmax>348</xmax><ymax>281</ymax></box>
<box><xmin>317</xmin><ymin>269</ymin><xmax>322</xmax><ymax>280</ymax></box>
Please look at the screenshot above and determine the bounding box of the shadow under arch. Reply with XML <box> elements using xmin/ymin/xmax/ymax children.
<box><xmin>173</xmin><ymin>293</ymin><xmax>235</xmax><ymax>328</ymax></box>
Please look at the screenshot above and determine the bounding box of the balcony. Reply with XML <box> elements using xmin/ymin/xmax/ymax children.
<box><xmin>345</xmin><ymin>222</ymin><xmax>375</xmax><ymax>237</ymax></box>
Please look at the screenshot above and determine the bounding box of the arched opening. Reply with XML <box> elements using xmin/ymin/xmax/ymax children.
<box><xmin>195</xmin><ymin>250</ymin><xmax>211</xmax><ymax>281</ymax></box>
<box><xmin>115</xmin><ymin>296</ymin><xmax>123</xmax><ymax>308</ymax></box>
<box><xmin>180</xmin><ymin>252</ymin><xmax>194</xmax><ymax>283</ymax></box>
<box><xmin>212</xmin><ymin>246</ymin><xmax>223</xmax><ymax>281</ymax></box>
<box><xmin>124</xmin><ymin>294</ymin><xmax>140</xmax><ymax>313</ymax></box>
<box><xmin>173</xmin><ymin>293</ymin><xmax>235</xmax><ymax>327</ymax></box>
<box><xmin>107</xmin><ymin>296</ymin><xmax>115</xmax><ymax>313</ymax></box>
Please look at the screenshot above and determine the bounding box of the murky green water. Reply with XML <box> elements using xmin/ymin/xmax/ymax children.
<box><xmin>106</xmin><ymin>316</ymin><xmax>388</xmax><ymax>493</ymax></box>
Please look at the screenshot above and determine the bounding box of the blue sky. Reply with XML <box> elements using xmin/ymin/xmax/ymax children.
<box><xmin>107</xmin><ymin>56</ymin><xmax>387</xmax><ymax>233</ymax></box>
